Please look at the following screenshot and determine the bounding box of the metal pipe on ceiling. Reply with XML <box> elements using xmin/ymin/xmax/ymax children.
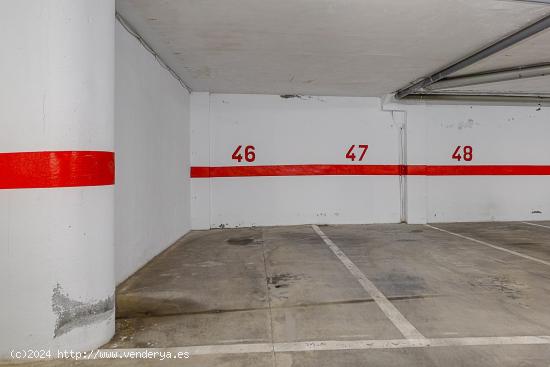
<box><xmin>394</xmin><ymin>14</ymin><xmax>550</xmax><ymax>99</ymax></box>
<box><xmin>513</xmin><ymin>0</ymin><xmax>550</xmax><ymax>4</ymax></box>
<box><xmin>424</xmin><ymin>63</ymin><xmax>550</xmax><ymax>91</ymax></box>
<box><xmin>403</xmin><ymin>93</ymin><xmax>550</xmax><ymax>103</ymax></box>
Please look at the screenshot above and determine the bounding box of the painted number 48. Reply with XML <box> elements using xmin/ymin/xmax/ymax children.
<box><xmin>232</xmin><ymin>145</ymin><xmax>256</xmax><ymax>162</ymax></box>
<box><xmin>452</xmin><ymin>145</ymin><xmax>473</xmax><ymax>162</ymax></box>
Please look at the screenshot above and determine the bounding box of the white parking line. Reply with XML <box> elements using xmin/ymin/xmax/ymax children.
<box><xmin>425</xmin><ymin>224</ymin><xmax>550</xmax><ymax>267</ymax></box>
<box><xmin>101</xmin><ymin>336</ymin><xmax>550</xmax><ymax>356</ymax></box>
<box><xmin>276</xmin><ymin>335</ymin><xmax>550</xmax><ymax>352</ymax></box>
<box><xmin>522</xmin><ymin>221</ymin><xmax>550</xmax><ymax>230</ymax></box>
<box><xmin>311</xmin><ymin>225</ymin><xmax>425</xmax><ymax>340</ymax></box>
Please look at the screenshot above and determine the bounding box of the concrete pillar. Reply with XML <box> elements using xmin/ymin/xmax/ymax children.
<box><xmin>404</xmin><ymin>105</ymin><xmax>429</xmax><ymax>224</ymax></box>
<box><xmin>0</xmin><ymin>0</ymin><xmax>115</xmax><ymax>357</ymax></box>
<box><xmin>190</xmin><ymin>92</ymin><xmax>212</xmax><ymax>229</ymax></box>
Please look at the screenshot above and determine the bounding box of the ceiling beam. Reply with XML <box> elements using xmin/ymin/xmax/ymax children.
<box><xmin>394</xmin><ymin>14</ymin><xmax>550</xmax><ymax>99</ymax></box>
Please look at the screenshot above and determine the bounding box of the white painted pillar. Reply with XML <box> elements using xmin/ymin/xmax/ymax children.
<box><xmin>190</xmin><ymin>92</ymin><xmax>212</xmax><ymax>229</ymax></box>
<box><xmin>404</xmin><ymin>105</ymin><xmax>429</xmax><ymax>224</ymax></box>
<box><xmin>382</xmin><ymin>96</ymin><xmax>428</xmax><ymax>224</ymax></box>
<box><xmin>0</xmin><ymin>0</ymin><xmax>115</xmax><ymax>357</ymax></box>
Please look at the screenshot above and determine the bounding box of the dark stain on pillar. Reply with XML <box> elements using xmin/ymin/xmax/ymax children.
<box><xmin>52</xmin><ymin>283</ymin><xmax>114</xmax><ymax>337</ymax></box>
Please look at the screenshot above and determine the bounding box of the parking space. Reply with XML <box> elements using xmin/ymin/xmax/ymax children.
<box><xmin>9</xmin><ymin>221</ymin><xmax>550</xmax><ymax>367</ymax></box>
<box><xmin>321</xmin><ymin>224</ymin><xmax>550</xmax><ymax>338</ymax></box>
<box><xmin>524</xmin><ymin>221</ymin><xmax>550</xmax><ymax>229</ymax></box>
<box><xmin>433</xmin><ymin>221</ymin><xmax>550</xmax><ymax>263</ymax></box>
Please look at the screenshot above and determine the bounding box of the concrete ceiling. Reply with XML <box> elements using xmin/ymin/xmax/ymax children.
<box><xmin>116</xmin><ymin>0</ymin><xmax>550</xmax><ymax>97</ymax></box>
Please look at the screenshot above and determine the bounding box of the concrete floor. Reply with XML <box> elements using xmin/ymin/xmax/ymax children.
<box><xmin>6</xmin><ymin>221</ymin><xmax>550</xmax><ymax>366</ymax></box>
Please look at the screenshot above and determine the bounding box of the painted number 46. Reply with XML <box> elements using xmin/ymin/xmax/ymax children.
<box><xmin>346</xmin><ymin>145</ymin><xmax>369</xmax><ymax>161</ymax></box>
<box><xmin>232</xmin><ymin>145</ymin><xmax>256</xmax><ymax>162</ymax></box>
<box><xmin>452</xmin><ymin>145</ymin><xmax>473</xmax><ymax>162</ymax></box>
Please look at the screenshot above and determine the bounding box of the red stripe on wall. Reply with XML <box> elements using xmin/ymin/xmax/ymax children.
<box><xmin>191</xmin><ymin>164</ymin><xmax>550</xmax><ymax>178</ymax></box>
<box><xmin>406</xmin><ymin>165</ymin><xmax>550</xmax><ymax>176</ymax></box>
<box><xmin>0</xmin><ymin>151</ymin><xmax>115</xmax><ymax>189</ymax></box>
<box><xmin>190</xmin><ymin>164</ymin><xmax>402</xmax><ymax>178</ymax></box>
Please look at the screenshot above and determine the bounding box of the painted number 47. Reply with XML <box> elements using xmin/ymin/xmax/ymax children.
<box><xmin>346</xmin><ymin>145</ymin><xmax>369</xmax><ymax>161</ymax></box>
<box><xmin>452</xmin><ymin>145</ymin><xmax>473</xmax><ymax>162</ymax></box>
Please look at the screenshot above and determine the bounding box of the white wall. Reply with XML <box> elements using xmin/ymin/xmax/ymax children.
<box><xmin>191</xmin><ymin>94</ymin><xmax>550</xmax><ymax>228</ymax></box>
<box><xmin>191</xmin><ymin>94</ymin><xmax>403</xmax><ymax>228</ymax></box>
<box><xmin>115</xmin><ymin>20</ymin><xmax>191</xmax><ymax>284</ymax></box>
<box><xmin>406</xmin><ymin>103</ymin><xmax>550</xmax><ymax>223</ymax></box>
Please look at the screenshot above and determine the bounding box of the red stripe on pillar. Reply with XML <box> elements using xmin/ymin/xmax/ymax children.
<box><xmin>191</xmin><ymin>164</ymin><xmax>550</xmax><ymax>178</ymax></box>
<box><xmin>0</xmin><ymin>151</ymin><xmax>115</xmax><ymax>189</ymax></box>
<box><xmin>190</xmin><ymin>166</ymin><xmax>211</xmax><ymax>178</ymax></box>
